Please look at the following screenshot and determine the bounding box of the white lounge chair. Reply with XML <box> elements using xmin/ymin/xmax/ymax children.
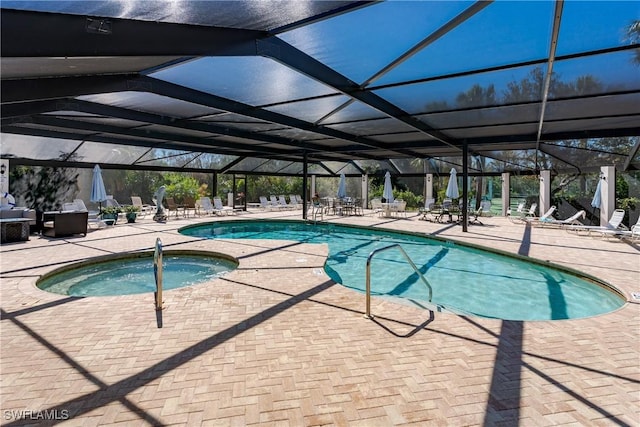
<box><xmin>565</xmin><ymin>209</ymin><xmax>626</xmax><ymax>235</ymax></box>
<box><xmin>590</xmin><ymin>215</ymin><xmax>639</xmax><ymax>240</ymax></box>
<box><xmin>259</xmin><ymin>196</ymin><xmax>280</xmax><ymax>211</ymax></box>
<box><xmin>277</xmin><ymin>195</ymin><xmax>294</xmax><ymax>210</ymax></box>
<box><xmin>533</xmin><ymin>210</ymin><xmax>586</xmax><ymax>228</ymax></box>
<box><xmin>199</xmin><ymin>197</ymin><xmax>216</xmax><ymax>215</ymax></box>
<box><xmin>524</xmin><ymin>205</ymin><xmax>556</xmax><ymax>224</ymax></box>
<box><xmin>213</xmin><ymin>197</ymin><xmax>241</xmax><ymax>215</ymax></box>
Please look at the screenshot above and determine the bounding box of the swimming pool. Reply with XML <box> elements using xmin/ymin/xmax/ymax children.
<box><xmin>37</xmin><ymin>251</ymin><xmax>237</xmax><ymax>297</ymax></box>
<box><xmin>180</xmin><ymin>220</ymin><xmax>625</xmax><ymax>321</ymax></box>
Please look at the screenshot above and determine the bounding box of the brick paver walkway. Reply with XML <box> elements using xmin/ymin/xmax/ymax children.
<box><xmin>1</xmin><ymin>210</ymin><xmax>638</xmax><ymax>426</ymax></box>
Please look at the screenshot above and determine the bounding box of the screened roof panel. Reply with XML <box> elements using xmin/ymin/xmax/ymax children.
<box><xmin>556</xmin><ymin>1</ymin><xmax>638</xmax><ymax>56</ymax></box>
<box><xmin>420</xmin><ymin>104</ymin><xmax>541</xmax><ymax>129</ymax></box>
<box><xmin>0</xmin><ymin>133</ymin><xmax>80</xmax><ymax>160</ymax></box>
<box><xmin>265</xmin><ymin>95</ymin><xmax>349</xmax><ymax>123</ymax></box>
<box><xmin>254</xmin><ymin>160</ymin><xmax>295</xmax><ymax>173</ymax></box>
<box><xmin>150</xmin><ymin>57</ymin><xmax>339</xmax><ymax>106</ymax></box>
<box><xmin>260</xmin><ymin>127</ymin><xmax>330</xmax><ymax>141</ymax></box>
<box><xmin>327</xmin><ymin>117</ymin><xmax>420</xmax><ymax>136</ymax></box>
<box><xmin>543</xmin><ymin>116</ymin><xmax>640</xmax><ymax>134</ymax></box>
<box><xmin>373</xmin><ymin>63</ymin><xmax>547</xmax><ymax>114</ymax></box>
<box><xmin>60</xmin><ymin>116</ymin><xmax>151</xmax><ymax>128</ymax></box>
<box><xmin>1</xmin><ymin>1</ymin><xmax>359</xmax><ymax>31</ymax></box>
<box><xmin>304</xmin><ymin>137</ymin><xmax>356</xmax><ymax>148</ymax></box>
<box><xmin>389</xmin><ymin>158</ymin><xmax>428</xmax><ymax>174</ymax></box>
<box><xmin>0</xmin><ymin>56</ymin><xmax>183</xmax><ymax>79</ymax></box>
<box><xmin>368</xmin><ymin>132</ymin><xmax>438</xmax><ymax>144</ymax></box>
<box><xmin>549</xmin><ymin>51</ymin><xmax>640</xmax><ymax>99</ymax></box>
<box><xmin>10</xmin><ymin>122</ymin><xmax>96</xmax><ymax>136</ymax></box>
<box><xmin>376</xmin><ymin>1</ymin><xmax>554</xmax><ymax>86</ymax></box>
<box><xmin>319</xmin><ymin>100</ymin><xmax>387</xmax><ymax>124</ymax></box>
<box><xmin>137</xmin><ymin>151</ymin><xmax>201</xmax><ymax>168</ymax></box>
<box><xmin>1</xmin><ymin>2</ymin><xmax>638</xmax><ymax>174</ymax></box>
<box><xmin>541</xmin><ymin>143</ymin><xmax>629</xmax><ymax>169</ymax></box>
<box><xmin>279</xmin><ymin>1</ymin><xmax>470</xmax><ymax>84</ymax></box>
<box><xmin>188</xmin><ymin>153</ymin><xmax>240</xmax><ymax>170</ymax></box>
<box><xmin>355</xmin><ymin>159</ymin><xmax>400</xmax><ymax>174</ymax></box>
<box><xmin>226</xmin><ymin>157</ymin><xmax>272</xmax><ymax>172</ymax></box>
<box><xmin>447</xmin><ymin>123</ymin><xmax>539</xmax><ymax>139</ymax></box>
<box><xmin>544</xmin><ymin>93</ymin><xmax>640</xmax><ymax>121</ymax></box>
<box><xmin>320</xmin><ymin>161</ymin><xmax>359</xmax><ymax>175</ymax></box>
<box><xmin>77</xmin><ymin>92</ymin><xmax>224</xmax><ymax>118</ymax></box>
<box><xmin>74</xmin><ymin>141</ymin><xmax>150</xmax><ymax>165</ymax></box>
<box><xmin>136</xmin><ymin>124</ymin><xmax>218</xmax><ymax>139</ymax></box>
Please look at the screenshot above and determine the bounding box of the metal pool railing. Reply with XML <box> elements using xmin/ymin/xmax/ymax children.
<box><xmin>364</xmin><ymin>244</ymin><xmax>433</xmax><ymax>319</ymax></box>
<box><xmin>154</xmin><ymin>237</ymin><xmax>163</xmax><ymax>311</ymax></box>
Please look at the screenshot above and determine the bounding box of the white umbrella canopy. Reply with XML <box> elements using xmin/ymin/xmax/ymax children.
<box><xmin>445</xmin><ymin>168</ymin><xmax>459</xmax><ymax>199</ymax></box>
<box><xmin>382</xmin><ymin>171</ymin><xmax>394</xmax><ymax>203</ymax></box>
<box><xmin>90</xmin><ymin>165</ymin><xmax>107</xmax><ymax>210</ymax></box>
<box><xmin>337</xmin><ymin>173</ymin><xmax>347</xmax><ymax>199</ymax></box>
<box><xmin>591</xmin><ymin>179</ymin><xmax>602</xmax><ymax>209</ymax></box>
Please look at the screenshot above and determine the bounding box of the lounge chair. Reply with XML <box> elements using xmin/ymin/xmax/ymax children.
<box><xmin>589</xmin><ymin>215</ymin><xmax>640</xmax><ymax>240</ymax></box>
<box><xmin>524</xmin><ymin>205</ymin><xmax>556</xmax><ymax>224</ymax></box>
<box><xmin>277</xmin><ymin>195</ymin><xmax>294</xmax><ymax>210</ymax></box>
<box><xmin>565</xmin><ymin>209</ymin><xmax>626</xmax><ymax>235</ymax></box>
<box><xmin>533</xmin><ymin>210</ymin><xmax>586</xmax><ymax>228</ymax></box>
<box><xmin>199</xmin><ymin>197</ymin><xmax>216</xmax><ymax>215</ymax></box>
<box><xmin>507</xmin><ymin>201</ymin><xmax>526</xmax><ymax>223</ymax></box>
<box><xmin>259</xmin><ymin>196</ymin><xmax>281</xmax><ymax>211</ymax></box>
<box><xmin>213</xmin><ymin>197</ymin><xmax>241</xmax><ymax>215</ymax></box>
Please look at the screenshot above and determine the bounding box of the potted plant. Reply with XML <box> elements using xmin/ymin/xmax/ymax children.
<box><xmin>124</xmin><ymin>205</ymin><xmax>140</xmax><ymax>223</ymax></box>
<box><xmin>100</xmin><ymin>206</ymin><xmax>121</xmax><ymax>224</ymax></box>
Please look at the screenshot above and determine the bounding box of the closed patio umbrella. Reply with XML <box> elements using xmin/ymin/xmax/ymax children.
<box><xmin>446</xmin><ymin>168</ymin><xmax>459</xmax><ymax>199</ymax></box>
<box><xmin>90</xmin><ymin>164</ymin><xmax>107</xmax><ymax>212</ymax></box>
<box><xmin>591</xmin><ymin>179</ymin><xmax>602</xmax><ymax>209</ymax></box>
<box><xmin>382</xmin><ymin>171</ymin><xmax>394</xmax><ymax>203</ymax></box>
<box><xmin>337</xmin><ymin>173</ymin><xmax>347</xmax><ymax>199</ymax></box>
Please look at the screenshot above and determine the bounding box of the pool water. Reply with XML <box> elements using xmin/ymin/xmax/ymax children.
<box><xmin>38</xmin><ymin>255</ymin><xmax>237</xmax><ymax>297</ymax></box>
<box><xmin>180</xmin><ymin>220</ymin><xmax>625</xmax><ymax>321</ymax></box>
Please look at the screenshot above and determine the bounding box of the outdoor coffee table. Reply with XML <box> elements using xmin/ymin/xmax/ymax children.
<box><xmin>0</xmin><ymin>218</ymin><xmax>31</xmax><ymax>243</ymax></box>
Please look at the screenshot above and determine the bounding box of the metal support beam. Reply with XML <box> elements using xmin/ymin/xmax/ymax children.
<box><xmin>462</xmin><ymin>142</ymin><xmax>469</xmax><ymax>232</ymax></box>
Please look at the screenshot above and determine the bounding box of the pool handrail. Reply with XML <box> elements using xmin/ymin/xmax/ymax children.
<box><xmin>154</xmin><ymin>237</ymin><xmax>163</xmax><ymax>311</ymax></box>
<box><xmin>364</xmin><ymin>244</ymin><xmax>433</xmax><ymax>319</ymax></box>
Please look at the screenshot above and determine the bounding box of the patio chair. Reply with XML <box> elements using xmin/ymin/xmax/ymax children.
<box><xmin>370</xmin><ymin>198</ymin><xmax>383</xmax><ymax>217</ymax></box>
<box><xmin>259</xmin><ymin>196</ymin><xmax>280</xmax><ymax>211</ymax></box>
<box><xmin>277</xmin><ymin>195</ymin><xmax>294</xmax><ymax>210</ymax></box>
<box><xmin>182</xmin><ymin>196</ymin><xmax>197</xmax><ymax>217</ymax></box>
<box><xmin>588</xmin><ymin>214</ymin><xmax>639</xmax><ymax>240</ymax></box>
<box><xmin>73</xmin><ymin>199</ymin><xmax>108</xmax><ymax>229</ymax></box>
<box><xmin>130</xmin><ymin>196</ymin><xmax>153</xmax><ymax>219</ymax></box>
<box><xmin>419</xmin><ymin>198</ymin><xmax>435</xmax><ymax>218</ymax></box>
<box><xmin>533</xmin><ymin>210</ymin><xmax>586</xmax><ymax>228</ymax></box>
<box><xmin>469</xmin><ymin>207</ymin><xmax>484</xmax><ymax>225</ymax></box>
<box><xmin>565</xmin><ymin>209</ymin><xmax>626</xmax><ymax>235</ymax></box>
<box><xmin>391</xmin><ymin>200</ymin><xmax>407</xmax><ymax>217</ymax></box>
<box><xmin>165</xmin><ymin>197</ymin><xmax>184</xmax><ymax>218</ymax></box>
<box><xmin>524</xmin><ymin>205</ymin><xmax>556</xmax><ymax>224</ymax></box>
<box><xmin>214</xmin><ymin>197</ymin><xmax>241</xmax><ymax>215</ymax></box>
<box><xmin>199</xmin><ymin>197</ymin><xmax>216</xmax><ymax>215</ymax></box>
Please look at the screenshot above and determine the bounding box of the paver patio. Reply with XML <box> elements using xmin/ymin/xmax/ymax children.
<box><xmin>1</xmin><ymin>209</ymin><xmax>638</xmax><ymax>426</ymax></box>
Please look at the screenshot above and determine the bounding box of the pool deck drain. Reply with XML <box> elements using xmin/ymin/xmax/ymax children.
<box><xmin>1</xmin><ymin>210</ymin><xmax>638</xmax><ymax>426</ymax></box>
